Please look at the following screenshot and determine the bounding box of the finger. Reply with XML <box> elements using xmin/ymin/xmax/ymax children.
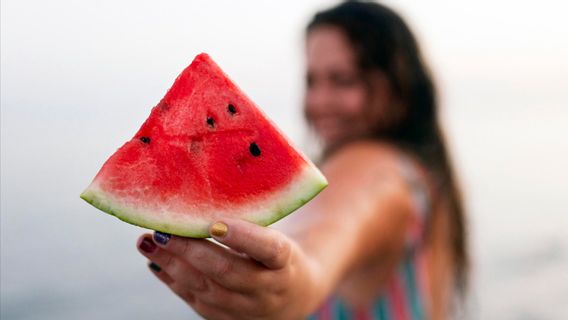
<box><xmin>152</xmin><ymin>232</ymin><xmax>267</xmax><ymax>293</ymax></box>
<box><xmin>139</xmin><ymin>236</ymin><xmax>258</xmax><ymax>314</ymax></box>
<box><xmin>148</xmin><ymin>255</ymin><xmax>257</xmax><ymax>313</ymax></box>
<box><xmin>147</xmin><ymin>261</ymin><xmax>174</xmax><ymax>285</ymax></box>
<box><xmin>191</xmin><ymin>299</ymin><xmax>232</xmax><ymax>320</ymax></box>
<box><xmin>192</xmin><ymin>287</ymin><xmax>281</xmax><ymax>319</ymax></box>
<box><xmin>148</xmin><ymin>265</ymin><xmax>198</xmax><ymax>308</ymax></box>
<box><xmin>137</xmin><ymin>234</ymin><xmax>208</xmax><ymax>291</ymax></box>
<box><xmin>209</xmin><ymin>218</ymin><xmax>292</xmax><ymax>269</ymax></box>
<box><xmin>187</xmin><ymin>280</ymin><xmax>256</xmax><ymax>313</ymax></box>
<box><xmin>148</xmin><ymin>263</ymin><xmax>249</xmax><ymax>317</ymax></box>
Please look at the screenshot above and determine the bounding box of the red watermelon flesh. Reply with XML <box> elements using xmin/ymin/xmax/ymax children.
<box><xmin>80</xmin><ymin>53</ymin><xmax>327</xmax><ymax>237</ymax></box>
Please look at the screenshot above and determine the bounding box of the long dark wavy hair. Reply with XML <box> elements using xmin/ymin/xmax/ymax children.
<box><xmin>306</xmin><ymin>0</ymin><xmax>468</xmax><ymax>291</ymax></box>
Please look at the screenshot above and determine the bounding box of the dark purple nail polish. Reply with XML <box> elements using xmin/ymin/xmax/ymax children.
<box><xmin>149</xmin><ymin>262</ymin><xmax>161</xmax><ymax>272</ymax></box>
<box><xmin>139</xmin><ymin>237</ymin><xmax>156</xmax><ymax>253</ymax></box>
<box><xmin>154</xmin><ymin>232</ymin><xmax>171</xmax><ymax>245</ymax></box>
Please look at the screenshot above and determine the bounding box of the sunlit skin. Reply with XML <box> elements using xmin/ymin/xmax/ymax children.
<box><xmin>136</xmin><ymin>25</ymin><xmax>446</xmax><ymax>319</ymax></box>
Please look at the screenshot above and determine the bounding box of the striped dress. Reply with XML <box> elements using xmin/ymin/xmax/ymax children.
<box><xmin>308</xmin><ymin>157</ymin><xmax>432</xmax><ymax>320</ymax></box>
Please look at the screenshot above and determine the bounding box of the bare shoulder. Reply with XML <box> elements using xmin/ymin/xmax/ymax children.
<box><xmin>322</xmin><ymin>140</ymin><xmax>403</xmax><ymax>175</ymax></box>
<box><xmin>316</xmin><ymin>141</ymin><xmax>415</xmax><ymax>203</ymax></box>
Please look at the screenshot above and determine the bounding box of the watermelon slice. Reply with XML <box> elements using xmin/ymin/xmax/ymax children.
<box><xmin>81</xmin><ymin>53</ymin><xmax>327</xmax><ymax>238</ymax></box>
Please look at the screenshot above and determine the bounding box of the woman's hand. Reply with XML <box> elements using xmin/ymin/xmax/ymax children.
<box><xmin>136</xmin><ymin>218</ymin><xmax>320</xmax><ymax>320</ymax></box>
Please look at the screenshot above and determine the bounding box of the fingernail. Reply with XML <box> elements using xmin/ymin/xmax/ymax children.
<box><xmin>153</xmin><ymin>231</ymin><xmax>171</xmax><ymax>245</ymax></box>
<box><xmin>139</xmin><ymin>237</ymin><xmax>157</xmax><ymax>254</ymax></box>
<box><xmin>210</xmin><ymin>222</ymin><xmax>228</xmax><ymax>238</ymax></box>
<box><xmin>148</xmin><ymin>262</ymin><xmax>161</xmax><ymax>272</ymax></box>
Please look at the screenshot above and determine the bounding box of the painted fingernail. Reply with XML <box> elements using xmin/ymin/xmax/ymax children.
<box><xmin>148</xmin><ymin>262</ymin><xmax>161</xmax><ymax>272</ymax></box>
<box><xmin>139</xmin><ymin>237</ymin><xmax>157</xmax><ymax>254</ymax></box>
<box><xmin>210</xmin><ymin>222</ymin><xmax>228</xmax><ymax>238</ymax></box>
<box><xmin>154</xmin><ymin>231</ymin><xmax>171</xmax><ymax>245</ymax></box>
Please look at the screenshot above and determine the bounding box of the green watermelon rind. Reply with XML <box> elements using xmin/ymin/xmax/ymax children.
<box><xmin>80</xmin><ymin>165</ymin><xmax>327</xmax><ymax>238</ymax></box>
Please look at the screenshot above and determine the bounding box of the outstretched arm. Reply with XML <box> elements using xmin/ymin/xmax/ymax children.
<box><xmin>137</xmin><ymin>142</ymin><xmax>415</xmax><ymax>319</ymax></box>
<box><xmin>278</xmin><ymin>142</ymin><xmax>416</xmax><ymax>301</ymax></box>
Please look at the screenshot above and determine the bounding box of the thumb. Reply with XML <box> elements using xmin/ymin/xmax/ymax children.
<box><xmin>209</xmin><ymin>218</ymin><xmax>292</xmax><ymax>269</ymax></box>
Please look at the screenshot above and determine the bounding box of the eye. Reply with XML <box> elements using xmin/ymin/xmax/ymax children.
<box><xmin>331</xmin><ymin>76</ymin><xmax>357</xmax><ymax>87</ymax></box>
<box><xmin>329</xmin><ymin>70</ymin><xmax>361</xmax><ymax>88</ymax></box>
<box><xmin>140</xmin><ymin>136</ymin><xmax>151</xmax><ymax>144</ymax></box>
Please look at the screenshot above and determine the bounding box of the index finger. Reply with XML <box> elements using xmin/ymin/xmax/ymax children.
<box><xmin>209</xmin><ymin>218</ymin><xmax>292</xmax><ymax>269</ymax></box>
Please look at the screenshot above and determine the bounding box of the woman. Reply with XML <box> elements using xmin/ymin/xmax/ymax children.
<box><xmin>136</xmin><ymin>1</ymin><xmax>467</xmax><ymax>319</ymax></box>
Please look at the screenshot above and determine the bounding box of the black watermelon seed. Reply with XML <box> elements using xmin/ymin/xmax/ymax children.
<box><xmin>249</xmin><ymin>142</ymin><xmax>261</xmax><ymax>157</ymax></box>
<box><xmin>227</xmin><ymin>104</ymin><xmax>237</xmax><ymax>115</ymax></box>
<box><xmin>140</xmin><ymin>136</ymin><xmax>151</xmax><ymax>144</ymax></box>
<box><xmin>206</xmin><ymin>117</ymin><xmax>215</xmax><ymax>127</ymax></box>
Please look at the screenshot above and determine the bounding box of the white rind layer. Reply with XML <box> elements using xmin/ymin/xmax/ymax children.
<box><xmin>80</xmin><ymin>163</ymin><xmax>327</xmax><ymax>238</ymax></box>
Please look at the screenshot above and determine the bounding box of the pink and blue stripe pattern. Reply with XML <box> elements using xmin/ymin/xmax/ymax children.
<box><xmin>308</xmin><ymin>157</ymin><xmax>431</xmax><ymax>320</ymax></box>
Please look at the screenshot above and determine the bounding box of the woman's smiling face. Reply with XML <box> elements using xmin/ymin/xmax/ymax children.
<box><xmin>304</xmin><ymin>25</ymin><xmax>371</xmax><ymax>145</ymax></box>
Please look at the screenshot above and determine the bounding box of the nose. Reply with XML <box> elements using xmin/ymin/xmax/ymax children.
<box><xmin>305</xmin><ymin>82</ymin><xmax>336</xmax><ymax>117</ymax></box>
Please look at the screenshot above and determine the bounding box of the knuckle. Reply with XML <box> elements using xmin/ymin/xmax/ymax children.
<box><xmin>255</xmin><ymin>293</ymin><xmax>280</xmax><ymax>316</ymax></box>
<box><xmin>256</xmin><ymin>270</ymin><xmax>280</xmax><ymax>292</ymax></box>
<box><xmin>177</xmin><ymin>268</ymin><xmax>208</xmax><ymax>292</ymax></box>
<box><xmin>179</xmin><ymin>239</ymin><xmax>191</xmax><ymax>257</ymax></box>
<box><xmin>191</xmin><ymin>246</ymin><xmax>208</xmax><ymax>261</ymax></box>
<box><xmin>271</xmin><ymin>238</ymin><xmax>291</xmax><ymax>266</ymax></box>
<box><xmin>167</xmin><ymin>265</ymin><xmax>212</xmax><ymax>296</ymax></box>
<box><xmin>188</xmin><ymin>279</ymin><xmax>205</xmax><ymax>293</ymax></box>
<box><xmin>254</xmin><ymin>266</ymin><xmax>293</xmax><ymax>297</ymax></box>
<box><xmin>199</xmin><ymin>284</ymin><xmax>233</xmax><ymax>309</ymax></box>
<box><xmin>191</xmin><ymin>299</ymin><xmax>218</xmax><ymax>320</ymax></box>
<box><xmin>271</xmin><ymin>269</ymin><xmax>291</xmax><ymax>294</ymax></box>
<box><xmin>257</xmin><ymin>269</ymin><xmax>273</xmax><ymax>285</ymax></box>
<box><xmin>193</xmin><ymin>296</ymin><xmax>232</xmax><ymax>320</ymax></box>
<box><xmin>194</xmin><ymin>275</ymin><xmax>210</xmax><ymax>291</ymax></box>
<box><xmin>163</xmin><ymin>254</ymin><xmax>176</xmax><ymax>270</ymax></box>
<box><xmin>169</xmin><ymin>281</ymin><xmax>189</xmax><ymax>299</ymax></box>
<box><xmin>213</xmin><ymin>258</ymin><xmax>233</xmax><ymax>279</ymax></box>
<box><xmin>180</xmin><ymin>291</ymin><xmax>195</xmax><ymax>304</ymax></box>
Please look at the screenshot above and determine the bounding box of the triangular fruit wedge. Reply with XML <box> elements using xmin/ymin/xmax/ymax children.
<box><xmin>81</xmin><ymin>53</ymin><xmax>327</xmax><ymax>237</ymax></box>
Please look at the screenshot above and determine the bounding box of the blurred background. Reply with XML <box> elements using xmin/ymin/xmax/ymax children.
<box><xmin>1</xmin><ymin>0</ymin><xmax>567</xmax><ymax>319</ymax></box>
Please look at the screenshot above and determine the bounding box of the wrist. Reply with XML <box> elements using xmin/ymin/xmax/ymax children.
<box><xmin>292</xmin><ymin>246</ymin><xmax>329</xmax><ymax>318</ymax></box>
